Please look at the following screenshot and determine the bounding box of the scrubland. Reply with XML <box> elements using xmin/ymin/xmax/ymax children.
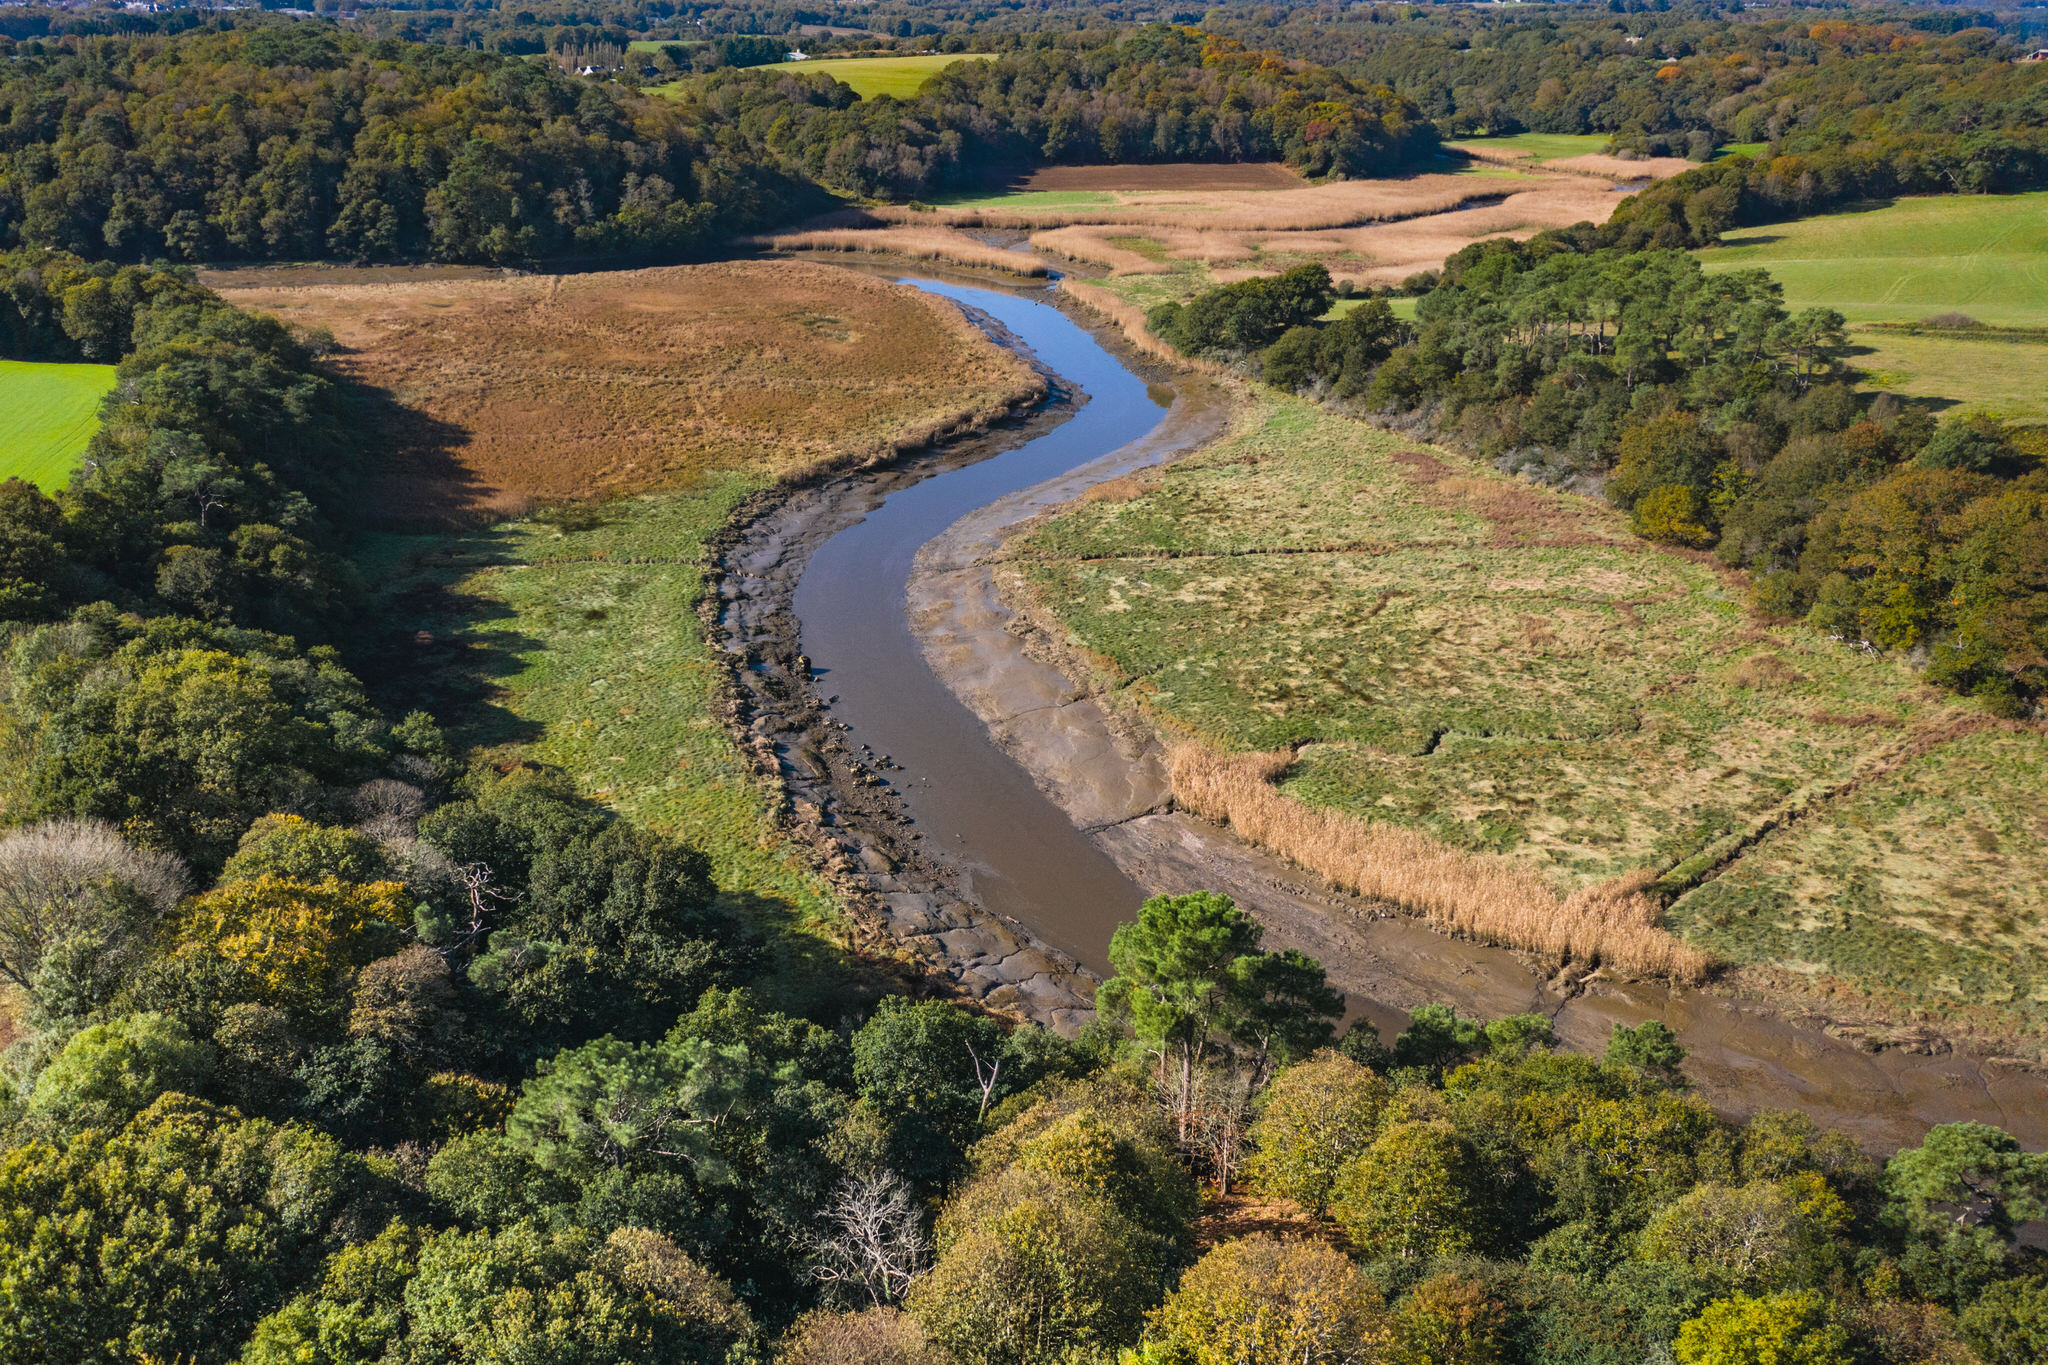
<box><xmin>1011</xmin><ymin>394</ymin><xmax>2048</xmax><ymax>1039</ymax></box>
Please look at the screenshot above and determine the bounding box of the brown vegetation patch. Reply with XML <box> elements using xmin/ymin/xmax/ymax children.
<box><xmin>217</xmin><ymin>261</ymin><xmax>1041</xmax><ymax>528</ymax></box>
<box><xmin>1192</xmin><ymin>1192</ymin><xmax>1325</xmax><ymax>1251</ymax></box>
<box><xmin>1168</xmin><ymin>743</ymin><xmax>1713</xmax><ymax>982</ymax></box>
<box><xmin>1546</xmin><ymin>152</ymin><xmax>1696</xmax><ymax>180</ymax></box>
<box><xmin>1387</xmin><ymin>449</ymin><xmax>1451</xmax><ymax>483</ymax></box>
<box><xmin>1729</xmin><ymin>655</ymin><xmax>1808</xmax><ymax>689</ymax></box>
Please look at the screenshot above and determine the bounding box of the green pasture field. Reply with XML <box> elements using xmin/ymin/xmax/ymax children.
<box><xmin>1697</xmin><ymin>193</ymin><xmax>2048</xmax><ymax>328</ymax></box>
<box><xmin>355</xmin><ymin>480</ymin><xmax>857</xmax><ymax>1012</ymax></box>
<box><xmin>1697</xmin><ymin>193</ymin><xmax>2048</xmax><ymax>417</ymax></box>
<box><xmin>1325</xmin><ymin>296</ymin><xmax>1420</xmax><ymax>322</ymax></box>
<box><xmin>0</xmin><ymin>359</ymin><xmax>116</xmax><ymax>490</ymax></box>
<box><xmin>656</xmin><ymin>52</ymin><xmax>993</xmax><ymax>99</ymax></box>
<box><xmin>1715</xmin><ymin>142</ymin><xmax>1768</xmax><ymax>159</ymax></box>
<box><xmin>1444</xmin><ymin>132</ymin><xmax>1611</xmax><ymax>162</ymax></box>
<box><xmin>930</xmin><ymin>188</ymin><xmax>1119</xmax><ymax>210</ymax></box>
<box><xmin>1014</xmin><ymin>391</ymin><xmax>2048</xmax><ymax>1038</ymax></box>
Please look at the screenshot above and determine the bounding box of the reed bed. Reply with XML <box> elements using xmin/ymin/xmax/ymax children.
<box><xmin>1029</xmin><ymin>226</ymin><xmax>1177</xmax><ymax>275</ymax></box>
<box><xmin>1167</xmin><ymin>743</ymin><xmax>1713</xmax><ymax>983</ymax></box>
<box><xmin>749</xmin><ymin>227</ymin><xmax>1048</xmax><ymax>276</ymax></box>
<box><xmin>1060</xmin><ymin>280</ymin><xmax>1226</xmax><ymax>373</ymax></box>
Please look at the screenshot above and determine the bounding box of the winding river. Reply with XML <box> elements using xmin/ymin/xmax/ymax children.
<box><xmin>794</xmin><ymin>280</ymin><xmax>1164</xmax><ymax>972</ymax></box>
<box><xmin>776</xmin><ymin>274</ymin><xmax>2048</xmax><ymax>1150</ymax></box>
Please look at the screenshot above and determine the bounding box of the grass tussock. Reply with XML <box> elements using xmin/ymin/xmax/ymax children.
<box><xmin>1167</xmin><ymin>742</ymin><xmax>1714</xmax><ymax>984</ymax></box>
<box><xmin>751</xmin><ymin>227</ymin><xmax>1048</xmax><ymax>276</ymax></box>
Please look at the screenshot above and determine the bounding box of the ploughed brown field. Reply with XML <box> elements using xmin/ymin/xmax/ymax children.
<box><xmin>211</xmin><ymin>261</ymin><xmax>1040</xmax><ymax>528</ymax></box>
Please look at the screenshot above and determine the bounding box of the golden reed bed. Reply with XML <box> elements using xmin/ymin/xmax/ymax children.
<box><xmin>1169</xmin><ymin>744</ymin><xmax>1713</xmax><ymax>983</ymax></box>
<box><xmin>744</xmin><ymin>226</ymin><xmax>1048</xmax><ymax>276</ymax></box>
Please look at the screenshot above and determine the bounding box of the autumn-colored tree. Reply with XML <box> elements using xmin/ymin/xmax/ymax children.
<box><xmin>176</xmin><ymin>875</ymin><xmax>412</xmax><ymax>1019</ymax></box>
<box><xmin>1141</xmin><ymin>1235</ymin><xmax>1387</xmax><ymax>1365</ymax></box>
<box><xmin>1242</xmin><ymin>1050</ymin><xmax>1388</xmax><ymax>1215</ymax></box>
<box><xmin>1385</xmin><ymin>1274</ymin><xmax>1508</xmax><ymax>1365</ymax></box>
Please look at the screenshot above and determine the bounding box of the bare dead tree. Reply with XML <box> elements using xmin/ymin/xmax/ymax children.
<box><xmin>0</xmin><ymin>819</ymin><xmax>188</xmax><ymax>991</ymax></box>
<box><xmin>964</xmin><ymin>1039</ymin><xmax>1002</xmax><ymax>1124</ymax></box>
<box><xmin>1187</xmin><ymin>1061</ymin><xmax>1259</xmax><ymax>1196</ymax></box>
<box><xmin>810</xmin><ymin>1171</ymin><xmax>930</xmax><ymax>1309</ymax></box>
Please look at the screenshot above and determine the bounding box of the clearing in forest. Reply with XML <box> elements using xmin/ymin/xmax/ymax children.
<box><xmin>766</xmin><ymin>158</ymin><xmax>1669</xmax><ymax>291</ymax></box>
<box><xmin>0</xmin><ymin>359</ymin><xmax>116</xmax><ymax>491</ymax></box>
<box><xmin>214</xmin><ymin>261</ymin><xmax>1038</xmax><ymax>525</ymax></box>
<box><xmin>1011</xmin><ymin>394</ymin><xmax>2048</xmax><ymax>1044</ymax></box>
<box><xmin>1696</xmin><ymin>192</ymin><xmax>2048</xmax><ymax>418</ymax></box>
<box><xmin>1446</xmin><ymin>131</ymin><xmax>1694</xmax><ymax>180</ymax></box>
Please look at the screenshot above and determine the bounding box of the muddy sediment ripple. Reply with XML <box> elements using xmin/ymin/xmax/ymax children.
<box><xmin>713</xmin><ymin>274</ymin><xmax>2048</xmax><ymax>1149</ymax></box>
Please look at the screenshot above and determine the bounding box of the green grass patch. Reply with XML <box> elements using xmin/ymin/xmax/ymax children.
<box><xmin>928</xmin><ymin>188</ymin><xmax>1119</xmax><ymax>210</ymax></box>
<box><xmin>1696</xmin><ymin>193</ymin><xmax>2048</xmax><ymax>329</ymax></box>
<box><xmin>0</xmin><ymin>359</ymin><xmax>117</xmax><ymax>491</ymax></box>
<box><xmin>657</xmin><ymin>52</ymin><xmax>992</xmax><ymax>100</ymax></box>
<box><xmin>1015</xmin><ymin>393</ymin><xmax>2047</xmax><ymax>1035</ymax></box>
<box><xmin>358</xmin><ymin>478</ymin><xmax>861</xmax><ymax>1015</ymax></box>
<box><xmin>1715</xmin><ymin>142</ymin><xmax>1769</xmax><ymax>160</ymax></box>
<box><xmin>1445</xmin><ymin>132</ymin><xmax>1611</xmax><ymax>163</ymax></box>
<box><xmin>1324</xmin><ymin>296</ymin><xmax>1420</xmax><ymax>322</ymax></box>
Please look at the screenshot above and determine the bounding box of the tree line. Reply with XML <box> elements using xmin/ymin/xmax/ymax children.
<box><xmin>1153</xmin><ymin>243</ymin><xmax>2048</xmax><ymax>714</ymax></box>
<box><xmin>0</xmin><ymin>19</ymin><xmax>1434</xmax><ymax>265</ymax></box>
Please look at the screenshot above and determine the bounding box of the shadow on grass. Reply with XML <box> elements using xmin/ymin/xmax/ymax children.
<box><xmin>719</xmin><ymin>889</ymin><xmax>900</xmax><ymax>1025</ymax></box>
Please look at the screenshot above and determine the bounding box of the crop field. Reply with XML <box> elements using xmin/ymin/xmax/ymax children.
<box><xmin>213</xmin><ymin>261</ymin><xmax>1037</xmax><ymax>525</ymax></box>
<box><xmin>1012</xmin><ymin>394</ymin><xmax>2048</xmax><ymax>1039</ymax></box>
<box><xmin>0</xmin><ymin>359</ymin><xmax>116</xmax><ymax>490</ymax></box>
<box><xmin>1697</xmin><ymin>193</ymin><xmax>2048</xmax><ymax>418</ymax></box>
<box><xmin>334</xmin><ymin>262</ymin><xmax>1035</xmax><ymax>1005</ymax></box>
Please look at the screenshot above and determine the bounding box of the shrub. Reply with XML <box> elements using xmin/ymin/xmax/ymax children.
<box><xmin>1674</xmin><ymin>1290</ymin><xmax>1851</xmax><ymax>1365</ymax></box>
<box><xmin>1142</xmin><ymin>1235</ymin><xmax>1386</xmax><ymax>1365</ymax></box>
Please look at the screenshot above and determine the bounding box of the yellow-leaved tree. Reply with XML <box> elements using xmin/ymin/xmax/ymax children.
<box><xmin>178</xmin><ymin>874</ymin><xmax>412</xmax><ymax>1018</ymax></box>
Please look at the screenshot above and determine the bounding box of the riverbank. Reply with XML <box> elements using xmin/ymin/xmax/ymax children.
<box><xmin>906</xmin><ymin>280</ymin><xmax>2048</xmax><ymax>1148</ymax></box>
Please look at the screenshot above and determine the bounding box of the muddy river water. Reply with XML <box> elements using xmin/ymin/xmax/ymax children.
<box><xmin>772</xmin><ymin>275</ymin><xmax>2048</xmax><ymax>1150</ymax></box>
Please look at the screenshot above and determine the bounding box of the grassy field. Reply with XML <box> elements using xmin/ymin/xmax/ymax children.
<box><xmin>0</xmin><ymin>359</ymin><xmax>116</xmax><ymax>490</ymax></box>
<box><xmin>1013</xmin><ymin>385</ymin><xmax>2048</xmax><ymax>1041</ymax></box>
<box><xmin>655</xmin><ymin>52</ymin><xmax>991</xmax><ymax>99</ymax></box>
<box><xmin>1444</xmin><ymin>132</ymin><xmax>1612</xmax><ymax>162</ymax></box>
<box><xmin>1697</xmin><ymin>193</ymin><xmax>2048</xmax><ymax>418</ymax></box>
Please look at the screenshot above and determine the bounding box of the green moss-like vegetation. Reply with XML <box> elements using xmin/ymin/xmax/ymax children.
<box><xmin>656</xmin><ymin>51</ymin><xmax>993</xmax><ymax>100</ymax></box>
<box><xmin>0</xmin><ymin>359</ymin><xmax>116</xmax><ymax>490</ymax></box>
<box><xmin>1016</xmin><ymin>393</ymin><xmax>2048</xmax><ymax>1034</ymax></box>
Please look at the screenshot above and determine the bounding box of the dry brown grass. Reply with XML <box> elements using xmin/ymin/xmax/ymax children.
<box><xmin>1168</xmin><ymin>742</ymin><xmax>1713</xmax><ymax>983</ymax></box>
<box><xmin>1547</xmin><ymin>152</ymin><xmax>1696</xmax><ymax>180</ymax></box>
<box><xmin>746</xmin><ymin>226</ymin><xmax>1047</xmax><ymax>276</ymax></box>
<box><xmin>216</xmin><ymin>261</ymin><xmax>1041</xmax><ymax>527</ymax></box>
<box><xmin>1013</xmin><ymin>162</ymin><xmax>1309</xmax><ymax>192</ymax></box>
